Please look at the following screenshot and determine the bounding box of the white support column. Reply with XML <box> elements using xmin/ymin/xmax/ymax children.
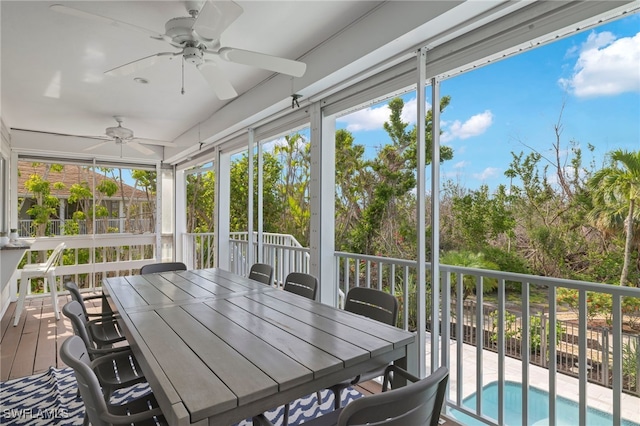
<box><xmin>160</xmin><ymin>165</ymin><xmax>174</xmax><ymax>261</ymax></box>
<box><xmin>415</xmin><ymin>48</ymin><xmax>428</xmax><ymax>378</ymax></box>
<box><xmin>216</xmin><ymin>147</ymin><xmax>231</xmax><ymax>269</ymax></box>
<box><xmin>309</xmin><ymin>102</ymin><xmax>336</xmax><ymax>306</ymax></box>
<box><xmin>9</xmin><ymin>150</ymin><xmax>19</xmax><ymax>301</ymax></box>
<box><xmin>257</xmin><ymin>139</ymin><xmax>264</xmax><ymax>263</ymax></box>
<box><xmin>247</xmin><ymin>129</ymin><xmax>255</xmax><ymax>268</ymax></box>
<box><xmin>155</xmin><ymin>162</ymin><xmax>163</xmax><ymax>261</ymax></box>
<box><xmin>174</xmin><ymin>166</ymin><xmax>187</xmax><ymax>265</ymax></box>
<box><xmin>59</xmin><ymin>199</ymin><xmax>65</xmax><ymax>235</ymax></box>
<box><xmin>430</xmin><ymin>77</ymin><xmax>442</xmax><ymax>373</ymax></box>
<box><xmin>118</xmin><ymin>200</ymin><xmax>124</xmax><ymax>233</ymax></box>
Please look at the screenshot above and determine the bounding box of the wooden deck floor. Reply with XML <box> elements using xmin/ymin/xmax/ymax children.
<box><xmin>0</xmin><ymin>292</ymin><xmax>102</xmax><ymax>381</ymax></box>
<box><xmin>0</xmin><ymin>294</ymin><xmax>461</xmax><ymax>425</ymax></box>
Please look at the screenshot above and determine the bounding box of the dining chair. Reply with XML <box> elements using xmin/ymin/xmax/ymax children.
<box><xmin>283</xmin><ymin>272</ymin><xmax>318</xmax><ymax>300</ymax></box>
<box><xmin>13</xmin><ymin>242</ymin><xmax>66</xmax><ymax>326</ymax></box>
<box><xmin>62</xmin><ymin>298</ymin><xmax>126</xmax><ymax>348</ymax></box>
<box><xmin>280</xmin><ymin>271</ymin><xmax>320</xmax><ymax>425</ymax></box>
<box><xmin>60</xmin><ymin>335</ymin><xmax>167</xmax><ymax>426</ymax></box>
<box><xmin>248</xmin><ymin>262</ymin><xmax>274</xmax><ymax>286</ymax></box>
<box><xmin>326</xmin><ymin>287</ymin><xmax>399</xmax><ymax>409</ymax></box>
<box><xmin>62</xmin><ymin>301</ymin><xmax>146</xmax><ymax>406</ymax></box>
<box><xmin>140</xmin><ymin>261</ymin><xmax>187</xmax><ymax>275</ymax></box>
<box><xmin>254</xmin><ymin>365</ymin><xmax>449</xmax><ymax>426</ymax></box>
<box><xmin>65</xmin><ymin>281</ymin><xmax>114</xmax><ymax>319</ymax></box>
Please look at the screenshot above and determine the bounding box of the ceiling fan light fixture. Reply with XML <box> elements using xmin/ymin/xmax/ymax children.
<box><xmin>183</xmin><ymin>46</ymin><xmax>204</xmax><ymax>65</ymax></box>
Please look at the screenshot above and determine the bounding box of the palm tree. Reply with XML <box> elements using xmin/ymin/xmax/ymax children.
<box><xmin>588</xmin><ymin>149</ymin><xmax>640</xmax><ymax>286</ymax></box>
<box><xmin>441</xmin><ymin>250</ymin><xmax>500</xmax><ymax>300</ymax></box>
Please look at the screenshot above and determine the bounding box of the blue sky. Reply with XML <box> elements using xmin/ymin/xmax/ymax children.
<box><xmin>336</xmin><ymin>14</ymin><xmax>640</xmax><ymax>192</ymax></box>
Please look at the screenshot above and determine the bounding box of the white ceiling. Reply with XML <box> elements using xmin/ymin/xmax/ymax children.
<box><xmin>1</xmin><ymin>1</ymin><xmax>383</xmax><ymax>143</ymax></box>
<box><xmin>2</xmin><ymin>1</ymin><xmax>637</xmax><ymax>164</ymax></box>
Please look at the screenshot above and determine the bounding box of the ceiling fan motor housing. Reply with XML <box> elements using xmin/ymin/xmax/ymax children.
<box><xmin>165</xmin><ymin>17</ymin><xmax>197</xmax><ymax>44</ymax></box>
<box><xmin>106</xmin><ymin>125</ymin><xmax>133</xmax><ymax>140</ymax></box>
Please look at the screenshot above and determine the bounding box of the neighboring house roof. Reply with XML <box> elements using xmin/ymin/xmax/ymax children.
<box><xmin>17</xmin><ymin>162</ymin><xmax>147</xmax><ymax>201</ymax></box>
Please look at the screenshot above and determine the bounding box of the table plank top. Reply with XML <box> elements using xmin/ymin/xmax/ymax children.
<box><xmin>103</xmin><ymin>268</ymin><xmax>415</xmax><ymax>426</ymax></box>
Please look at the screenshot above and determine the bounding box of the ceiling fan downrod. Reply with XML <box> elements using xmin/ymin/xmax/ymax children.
<box><xmin>181</xmin><ymin>57</ymin><xmax>186</xmax><ymax>95</ymax></box>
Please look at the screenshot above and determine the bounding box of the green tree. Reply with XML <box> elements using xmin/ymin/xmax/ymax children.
<box><xmin>504</xmin><ymin>146</ymin><xmax>593</xmax><ymax>278</ymax></box>
<box><xmin>186</xmin><ymin>170</ymin><xmax>216</xmax><ymax>232</ymax></box>
<box><xmin>23</xmin><ymin>163</ymin><xmax>65</xmax><ymax>237</ymax></box>
<box><xmin>450</xmin><ymin>184</ymin><xmax>515</xmax><ymax>250</ymax></box>
<box><xmin>101</xmin><ymin>167</ymin><xmax>155</xmax><ymax>233</ymax></box>
<box><xmin>128</xmin><ymin>170</ymin><xmax>157</xmax><ymax>231</ymax></box>
<box><xmin>334</xmin><ymin>129</ymin><xmax>372</xmax><ymax>250</ymax></box>
<box><xmin>588</xmin><ymin>149</ymin><xmax>640</xmax><ymax>286</ymax></box>
<box><xmin>350</xmin><ymin>96</ymin><xmax>454</xmax><ymax>256</ymax></box>
<box><xmin>273</xmin><ymin>134</ymin><xmax>311</xmax><ymax>244</ymax></box>
<box><xmin>67</xmin><ymin>166</ymin><xmax>119</xmax><ymax>234</ymax></box>
<box><xmin>229</xmin><ymin>151</ymin><xmax>284</xmax><ymax>235</ymax></box>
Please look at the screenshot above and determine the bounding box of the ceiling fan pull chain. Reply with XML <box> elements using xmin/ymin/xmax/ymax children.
<box><xmin>181</xmin><ymin>57</ymin><xmax>186</xmax><ymax>95</ymax></box>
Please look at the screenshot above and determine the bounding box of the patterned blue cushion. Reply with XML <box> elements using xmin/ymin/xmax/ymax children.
<box><xmin>1</xmin><ymin>367</ymin><xmax>363</xmax><ymax>426</ymax></box>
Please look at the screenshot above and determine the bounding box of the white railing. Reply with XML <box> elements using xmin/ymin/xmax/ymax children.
<box><xmin>18</xmin><ymin>218</ymin><xmax>154</xmax><ymax>236</ymax></box>
<box><xmin>27</xmin><ymin>231</ymin><xmax>637</xmax><ymax>425</ymax></box>
<box><xmin>335</xmin><ymin>251</ymin><xmax>640</xmax><ymax>426</ymax></box>
<box><xmin>16</xmin><ymin>234</ymin><xmax>158</xmax><ymax>294</ymax></box>
<box><xmin>184</xmin><ymin>232</ymin><xmax>310</xmax><ymax>288</ymax></box>
<box><xmin>182</xmin><ymin>233</ymin><xmax>216</xmax><ymax>270</ymax></box>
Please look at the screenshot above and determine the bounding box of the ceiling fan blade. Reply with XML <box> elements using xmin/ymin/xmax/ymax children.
<box><xmin>129</xmin><ymin>142</ymin><xmax>156</xmax><ymax>155</ymax></box>
<box><xmin>105</xmin><ymin>52</ymin><xmax>179</xmax><ymax>76</ymax></box>
<box><xmin>193</xmin><ymin>0</ymin><xmax>243</xmax><ymax>41</ymax></box>
<box><xmin>49</xmin><ymin>4</ymin><xmax>167</xmax><ymax>40</ymax></box>
<box><xmin>197</xmin><ymin>62</ymin><xmax>238</xmax><ymax>100</ymax></box>
<box><xmin>83</xmin><ymin>141</ymin><xmax>111</xmax><ymax>152</ymax></box>
<box><xmin>218</xmin><ymin>47</ymin><xmax>307</xmax><ymax>78</ymax></box>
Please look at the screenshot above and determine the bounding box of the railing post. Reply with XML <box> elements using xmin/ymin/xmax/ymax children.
<box><xmin>541</xmin><ymin>313</ymin><xmax>547</xmax><ymax>368</ymax></box>
<box><xmin>602</xmin><ymin>328</ymin><xmax>609</xmax><ymax>387</ymax></box>
<box><xmin>636</xmin><ymin>335</ymin><xmax>640</xmax><ymax>395</ymax></box>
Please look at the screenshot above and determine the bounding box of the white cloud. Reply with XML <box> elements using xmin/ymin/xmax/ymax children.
<box><xmin>400</xmin><ymin>97</ymin><xmax>418</xmax><ymax>124</ymax></box>
<box><xmin>340</xmin><ymin>104</ymin><xmax>391</xmax><ymax>131</ymax></box>
<box><xmin>441</xmin><ymin>110</ymin><xmax>493</xmax><ymax>143</ymax></box>
<box><xmin>559</xmin><ymin>31</ymin><xmax>640</xmax><ymax>97</ymax></box>
<box><xmin>453</xmin><ymin>161</ymin><xmax>469</xmax><ymax>169</ymax></box>
<box><xmin>261</xmin><ymin>135</ymin><xmax>308</xmax><ymax>154</ymax></box>
<box><xmin>473</xmin><ymin>167</ymin><xmax>500</xmax><ymax>181</ymax></box>
<box><xmin>337</xmin><ymin>97</ymin><xmax>428</xmax><ymax>131</ymax></box>
<box><xmin>261</xmin><ymin>136</ymin><xmax>286</xmax><ymax>152</ymax></box>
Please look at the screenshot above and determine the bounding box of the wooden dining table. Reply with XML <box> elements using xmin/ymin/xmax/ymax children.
<box><xmin>102</xmin><ymin>268</ymin><xmax>416</xmax><ymax>426</ymax></box>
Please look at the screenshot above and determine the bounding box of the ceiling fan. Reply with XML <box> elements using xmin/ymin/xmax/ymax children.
<box><xmin>84</xmin><ymin>117</ymin><xmax>156</xmax><ymax>156</ymax></box>
<box><xmin>50</xmin><ymin>1</ymin><xmax>307</xmax><ymax>100</ymax></box>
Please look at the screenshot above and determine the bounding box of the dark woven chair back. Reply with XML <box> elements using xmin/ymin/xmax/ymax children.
<box><xmin>344</xmin><ymin>287</ymin><xmax>398</xmax><ymax>326</ymax></box>
<box><xmin>140</xmin><ymin>262</ymin><xmax>187</xmax><ymax>275</ymax></box>
<box><xmin>283</xmin><ymin>272</ymin><xmax>318</xmax><ymax>300</ymax></box>
<box><xmin>248</xmin><ymin>263</ymin><xmax>274</xmax><ymax>286</ymax></box>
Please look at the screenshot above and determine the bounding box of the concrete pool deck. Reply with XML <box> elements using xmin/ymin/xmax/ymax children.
<box><xmin>423</xmin><ymin>333</ymin><xmax>640</xmax><ymax>424</ymax></box>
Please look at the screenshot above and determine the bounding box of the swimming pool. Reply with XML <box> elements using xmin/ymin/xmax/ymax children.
<box><xmin>450</xmin><ymin>381</ymin><xmax>639</xmax><ymax>426</ymax></box>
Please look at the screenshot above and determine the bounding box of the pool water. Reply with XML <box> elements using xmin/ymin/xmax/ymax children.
<box><xmin>450</xmin><ymin>381</ymin><xmax>639</xmax><ymax>426</ymax></box>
